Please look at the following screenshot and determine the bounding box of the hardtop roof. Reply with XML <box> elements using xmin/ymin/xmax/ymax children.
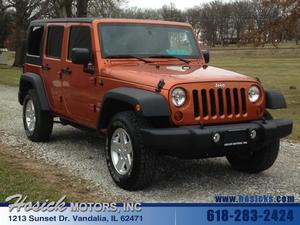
<box><xmin>31</xmin><ymin>17</ymin><xmax>94</xmax><ymax>25</ymax></box>
<box><xmin>30</xmin><ymin>18</ymin><xmax>191</xmax><ymax>27</ymax></box>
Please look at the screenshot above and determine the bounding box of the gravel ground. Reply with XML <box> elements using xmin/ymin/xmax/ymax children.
<box><xmin>0</xmin><ymin>84</ymin><xmax>299</xmax><ymax>202</ymax></box>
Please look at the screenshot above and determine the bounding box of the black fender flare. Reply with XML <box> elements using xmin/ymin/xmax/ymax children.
<box><xmin>265</xmin><ymin>89</ymin><xmax>287</xmax><ymax>109</ymax></box>
<box><xmin>97</xmin><ymin>87</ymin><xmax>170</xmax><ymax>129</ymax></box>
<box><xmin>18</xmin><ymin>72</ymin><xmax>50</xmax><ymax>111</ymax></box>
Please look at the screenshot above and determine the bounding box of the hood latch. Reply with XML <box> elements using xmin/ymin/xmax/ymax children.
<box><xmin>155</xmin><ymin>79</ymin><xmax>165</xmax><ymax>93</ymax></box>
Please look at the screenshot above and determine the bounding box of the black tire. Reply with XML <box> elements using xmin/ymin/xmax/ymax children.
<box><xmin>23</xmin><ymin>89</ymin><xmax>53</xmax><ymax>142</ymax></box>
<box><xmin>226</xmin><ymin>111</ymin><xmax>280</xmax><ymax>173</ymax></box>
<box><xmin>105</xmin><ymin>111</ymin><xmax>157</xmax><ymax>191</ymax></box>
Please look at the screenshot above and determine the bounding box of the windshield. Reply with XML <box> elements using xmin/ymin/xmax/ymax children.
<box><xmin>99</xmin><ymin>23</ymin><xmax>201</xmax><ymax>59</ymax></box>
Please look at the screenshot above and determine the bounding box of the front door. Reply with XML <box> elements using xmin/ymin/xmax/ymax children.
<box><xmin>62</xmin><ymin>24</ymin><xmax>100</xmax><ymax>128</ymax></box>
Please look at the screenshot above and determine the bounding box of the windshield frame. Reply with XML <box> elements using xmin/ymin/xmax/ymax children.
<box><xmin>97</xmin><ymin>22</ymin><xmax>202</xmax><ymax>60</ymax></box>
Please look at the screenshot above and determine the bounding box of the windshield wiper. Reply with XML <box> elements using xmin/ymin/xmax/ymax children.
<box><xmin>105</xmin><ymin>55</ymin><xmax>151</xmax><ymax>63</ymax></box>
<box><xmin>148</xmin><ymin>55</ymin><xmax>191</xmax><ymax>64</ymax></box>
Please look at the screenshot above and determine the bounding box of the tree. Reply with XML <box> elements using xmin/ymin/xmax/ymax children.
<box><xmin>185</xmin><ymin>7</ymin><xmax>202</xmax><ymax>38</ymax></box>
<box><xmin>2</xmin><ymin>0</ymin><xmax>299</xmax><ymax>66</ymax></box>
<box><xmin>118</xmin><ymin>7</ymin><xmax>161</xmax><ymax>19</ymax></box>
<box><xmin>3</xmin><ymin>0</ymin><xmax>49</xmax><ymax>66</ymax></box>
<box><xmin>160</xmin><ymin>3</ymin><xmax>185</xmax><ymax>22</ymax></box>
<box><xmin>50</xmin><ymin>0</ymin><xmax>73</xmax><ymax>18</ymax></box>
<box><xmin>49</xmin><ymin>0</ymin><xmax>125</xmax><ymax>18</ymax></box>
<box><xmin>231</xmin><ymin>0</ymin><xmax>253</xmax><ymax>43</ymax></box>
<box><xmin>296</xmin><ymin>19</ymin><xmax>300</xmax><ymax>45</ymax></box>
<box><xmin>77</xmin><ymin>0</ymin><xmax>87</xmax><ymax>17</ymax></box>
<box><xmin>244</xmin><ymin>0</ymin><xmax>300</xmax><ymax>46</ymax></box>
<box><xmin>88</xmin><ymin>0</ymin><xmax>124</xmax><ymax>17</ymax></box>
<box><xmin>0</xmin><ymin>1</ymin><xmax>13</xmax><ymax>48</ymax></box>
<box><xmin>212</xmin><ymin>1</ymin><xmax>232</xmax><ymax>46</ymax></box>
<box><xmin>198</xmin><ymin>3</ymin><xmax>218</xmax><ymax>46</ymax></box>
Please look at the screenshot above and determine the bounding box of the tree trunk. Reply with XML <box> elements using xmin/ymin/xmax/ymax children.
<box><xmin>54</xmin><ymin>0</ymin><xmax>73</xmax><ymax>18</ymax></box>
<box><xmin>77</xmin><ymin>0</ymin><xmax>88</xmax><ymax>17</ymax></box>
<box><xmin>65</xmin><ymin>0</ymin><xmax>73</xmax><ymax>17</ymax></box>
<box><xmin>13</xmin><ymin>1</ymin><xmax>28</xmax><ymax>67</ymax></box>
<box><xmin>13</xmin><ymin>39</ymin><xmax>26</xmax><ymax>67</ymax></box>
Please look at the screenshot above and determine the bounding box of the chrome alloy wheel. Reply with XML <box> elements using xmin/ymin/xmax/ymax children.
<box><xmin>25</xmin><ymin>99</ymin><xmax>36</xmax><ymax>132</ymax></box>
<box><xmin>110</xmin><ymin>128</ymin><xmax>133</xmax><ymax>175</ymax></box>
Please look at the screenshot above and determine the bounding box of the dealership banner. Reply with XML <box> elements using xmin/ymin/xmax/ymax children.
<box><xmin>1</xmin><ymin>195</ymin><xmax>299</xmax><ymax>225</ymax></box>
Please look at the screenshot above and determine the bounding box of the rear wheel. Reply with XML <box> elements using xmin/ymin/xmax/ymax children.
<box><xmin>105</xmin><ymin>111</ymin><xmax>157</xmax><ymax>190</ymax></box>
<box><xmin>23</xmin><ymin>89</ymin><xmax>53</xmax><ymax>142</ymax></box>
<box><xmin>226</xmin><ymin>112</ymin><xmax>280</xmax><ymax>173</ymax></box>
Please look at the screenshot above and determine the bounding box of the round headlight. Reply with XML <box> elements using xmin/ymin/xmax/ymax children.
<box><xmin>171</xmin><ymin>88</ymin><xmax>186</xmax><ymax>107</ymax></box>
<box><xmin>248</xmin><ymin>85</ymin><xmax>260</xmax><ymax>103</ymax></box>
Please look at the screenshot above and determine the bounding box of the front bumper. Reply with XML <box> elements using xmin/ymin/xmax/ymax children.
<box><xmin>141</xmin><ymin>119</ymin><xmax>293</xmax><ymax>158</ymax></box>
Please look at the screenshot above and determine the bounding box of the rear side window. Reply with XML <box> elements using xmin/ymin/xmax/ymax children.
<box><xmin>68</xmin><ymin>26</ymin><xmax>92</xmax><ymax>59</ymax></box>
<box><xmin>46</xmin><ymin>26</ymin><xmax>64</xmax><ymax>58</ymax></box>
<box><xmin>27</xmin><ymin>26</ymin><xmax>44</xmax><ymax>56</ymax></box>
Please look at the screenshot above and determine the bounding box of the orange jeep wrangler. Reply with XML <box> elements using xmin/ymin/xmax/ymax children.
<box><xmin>19</xmin><ymin>18</ymin><xmax>292</xmax><ymax>190</ymax></box>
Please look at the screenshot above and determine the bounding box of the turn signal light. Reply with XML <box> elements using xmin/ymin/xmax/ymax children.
<box><xmin>135</xmin><ymin>104</ymin><xmax>141</xmax><ymax>112</ymax></box>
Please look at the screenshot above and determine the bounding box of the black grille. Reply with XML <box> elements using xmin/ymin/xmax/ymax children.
<box><xmin>233</xmin><ymin>88</ymin><xmax>239</xmax><ymax>115</ymax></box>
<box><xmin>193</xmin><ymin>88</ymin><xmax>247</xmax><ymax>119</ymax></box>
<box><xmin>201</xmin><ymin>89</ymin><xmax>208</xmax><ymax>117</ymax></box>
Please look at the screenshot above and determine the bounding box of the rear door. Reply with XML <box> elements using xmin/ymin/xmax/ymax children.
<box><xmin>42</xmin><ymin>24</ymin><xmax>66</xmax><ymax>115</ymax></box>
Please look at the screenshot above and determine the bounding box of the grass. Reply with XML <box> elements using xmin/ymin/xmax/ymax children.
<box><xmin>0</xmin><ymin>144</ymin><xmax>117</xmax><ymax>203</ymax></box>
<box><xmin>0</xmin><ymin>149</ymin><xmax>64</xmax><ymax>202</ymax></box>
<box><xmin>0</xmin><ymin>65</ymin><xmax>21</xmax><ymax>86</ymax></box>
<box><xmin>0</xmin><ymin>48</ymin><xmax>299</xmax><ymax>140</ymax></box>
<box><xmin>204</xmin><ymin>41</ymin><xmax>300</xmax><ymax>50</ymax></box>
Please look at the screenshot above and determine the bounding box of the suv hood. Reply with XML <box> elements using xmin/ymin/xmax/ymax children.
<box><xmin>103</xmin><ymin>64</ymin><xmax>257</xmax><ymax>89</ymax></box>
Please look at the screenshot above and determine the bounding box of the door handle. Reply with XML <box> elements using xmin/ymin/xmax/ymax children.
<box><xmin>42</xmin><ymin>64</ymin><xmax>51</xmax><ymax>71</ymax></box>
<box><xmin>60</xmin><ymin>67</ymin><xmax>72</xmax><ymax>75</ymax></box>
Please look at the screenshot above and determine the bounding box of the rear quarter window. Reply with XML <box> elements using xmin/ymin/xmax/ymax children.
<box><xmin>27</xmin><ymin>26</ymin><xmax>44</xmax><ymax>56</ymax></box>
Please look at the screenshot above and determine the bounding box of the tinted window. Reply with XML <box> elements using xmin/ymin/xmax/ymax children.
<box><xmin>68</xmin><ymin>26</ymin><xmax>91</xmax><ymax>59</ymax></box>
<box><xmin>46</xmin><ymin>26</ymin><xmax>64</xmax><ymax>58</ymax></box>
<box><xmin>27</xmin><ymin>26</ymin><xmax>44</xmax><ymax>56</ymax></box>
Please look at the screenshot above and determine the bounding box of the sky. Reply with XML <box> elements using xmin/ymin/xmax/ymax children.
<box><xmin>124</xmin><ymin>0</ymin><xmax>218</xmax><ymax>9</ymax></box>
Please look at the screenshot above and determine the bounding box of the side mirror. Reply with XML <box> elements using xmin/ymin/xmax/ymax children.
<box><xmin>71</xmin><ymin>48</ymin><xmax>91</xmax><ymax>65</ymax></box>
<box><xmin>202</xmin><ymin>50</ymin><xmax>210</xmax><ymax>64</ymax></box>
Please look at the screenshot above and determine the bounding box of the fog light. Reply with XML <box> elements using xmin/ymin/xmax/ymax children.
<box><xmin>213</xmin><ymin>133</ymin><xmax>221</xmax><ymax>143</ymax></box>
<box><xmin>174</xmin><ymin>111</ymin><xmax>183</xmax><ymax>121</ymax></box>
<box><xmin>250</xmin><ymin>130</ymin><xmax>257</xmax><ymax>139</ymax></box>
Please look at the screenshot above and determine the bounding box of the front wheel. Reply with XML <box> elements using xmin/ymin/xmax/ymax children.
<box><xmin>105</xmin><ymin>111</ymin><xmax>157</xmax><ymax>191</ymax></box>
<box><xmin>226</xmin><ymin>111</ymin><xmax>280</xmax><ymax>173</ymax></box>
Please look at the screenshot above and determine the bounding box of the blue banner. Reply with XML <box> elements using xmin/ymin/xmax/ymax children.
<box><xmin>1</xmin><ymin>203</ymin><xmax>299</xmax><ymax>225</ymax></box>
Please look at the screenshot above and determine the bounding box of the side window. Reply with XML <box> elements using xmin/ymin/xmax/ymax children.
<box><xmin>27</xmin><ymin>26</ymin><xmax>44</xmax><ymax>56</ymax></box>
<box><xmin>68</xmin><ymin>26</ymin><xmax>92</xmax><ymax>59</ymax></box>
<box><xmin>46</xmin><ymin>26</ymin><xmax>64</xmax><ymax>58</ymax></box>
